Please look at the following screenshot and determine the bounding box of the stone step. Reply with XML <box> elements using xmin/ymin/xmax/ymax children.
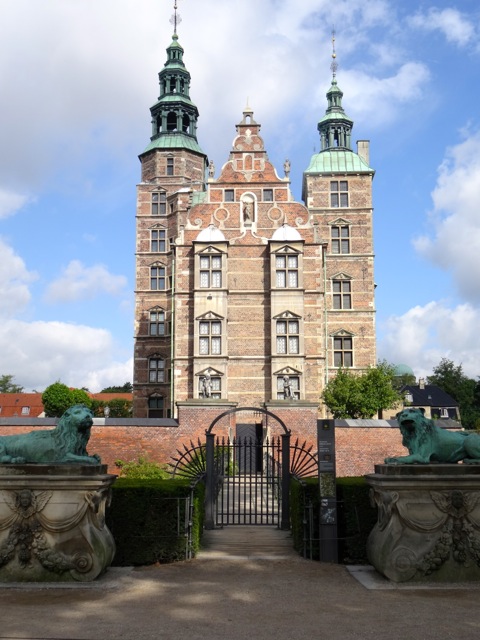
<box><xmin>197</xmin><ymin>526</ymin><xmax>299</xmax><ymax>560</ymax></box>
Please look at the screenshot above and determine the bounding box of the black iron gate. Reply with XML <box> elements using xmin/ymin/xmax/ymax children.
<box><xmin>170</xmin><ymin>407</ymin><xmax>319</xmax><ymax>533</ymax></box>
<box><xmin>205</xmin><ymin>429</ymin><xmax>291</xmax><ymax>530</ymax></box>
<box><xmin>209</xmin><ymin>435</ymin><xmax>284</xmax><ymax>527</ymax></box>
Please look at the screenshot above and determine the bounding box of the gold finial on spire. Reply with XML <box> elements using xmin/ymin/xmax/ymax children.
<box><xmin>170</xmin><ymin>0</ymin><xmax>182</xmax><ymax>35</ymax></box>
<box><xmin>331</xmin><ymin>28</ymin><xmax>338</xmax><ymax>79</ymax></box>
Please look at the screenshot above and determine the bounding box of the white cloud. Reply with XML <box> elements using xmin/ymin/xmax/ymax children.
<box><xmin>0</xmin><ymin>319</ymin><xmax>131</xmax><ymax>392</ymax></box>
<box><xmin>414</xmin><ymin>130</ymin><xmax>480</xmax><ymax>302</ymax></box>
<box><xmin>337</xmin><ymin>62</ymin><xmax>430</xmax><ymax>127</ymax></box>
<box><xmin>409</xmin><ymin>8</ymin><xmax>476</xmax><ymax>47</ymax></box>
<box><xmin>378</xmin><ymin>301</ymin><xmax>480</xmax><ymax>379</ymax></box>
<box><xmin>0</xmin><ymin>239</ymin><xmax>37</xmax><ymax>317</ymax></box>
<box><xmin>0</xmin><ymin>190</ymin><xmax>30</xmax><ymax>219</ymax></box>
<box><xmin>44</xmin><ymin>260</ymin><xmax>128</xmax><ymax>303</ymax></box>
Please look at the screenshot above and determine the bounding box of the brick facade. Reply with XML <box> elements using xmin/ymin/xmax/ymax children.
<box><xmin>132</xmin><ymin>31</ymin><xmax>376</xmax><ymax>450</ymax></box>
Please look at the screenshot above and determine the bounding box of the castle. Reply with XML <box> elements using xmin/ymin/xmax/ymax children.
<box><xmin>132</xmin><ymin>19</ymin><xmax>376</xmax><ymax>439</ymax></box>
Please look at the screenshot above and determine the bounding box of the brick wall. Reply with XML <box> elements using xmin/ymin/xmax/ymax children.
<box><xmin>0</xmin><ymin>416</ymin><xmax>409</xmax><ymax>477</ymax></box>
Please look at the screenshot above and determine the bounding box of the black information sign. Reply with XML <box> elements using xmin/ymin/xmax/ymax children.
<box><xmin>317</xmin><ymin>419</ymin><xmax>338</xmax><ymax>563</ymax></box>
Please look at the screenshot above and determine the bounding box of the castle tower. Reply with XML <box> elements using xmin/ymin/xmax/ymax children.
<box><xmin>133</xmin><ymin>17</ymin><xmax>208</xmax><ymax>418</ymax></box>
<box><xmin>302</xmin><ymin>35</ymin><xmax>376</xmax><ymax>381</ymax></box>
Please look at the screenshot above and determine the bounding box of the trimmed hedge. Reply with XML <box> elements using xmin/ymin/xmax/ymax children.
<box><xmin>106</xmin><ymin>478</ymin><xmax>205</xmax><ymax>565</ymax></box>
<box><xmin>337</xmin><ymin>477</ymin><xmax>377</xmax><ymax>564</ymax></box>
<box><xmin>290</xmin><ymin>476</ymin><xmax>377</xmax><ymax>563</ymax></box>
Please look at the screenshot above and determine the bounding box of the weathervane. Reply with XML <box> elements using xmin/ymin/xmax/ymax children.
<box><xmin>331</xmin><ymin>29</ymin><xmax>338</xmax><ymax>79</ymax></box>
<box><xmin>170</xmin><ymin>0</ymin><xmax>182</xmax><ymax>35</ymax></box>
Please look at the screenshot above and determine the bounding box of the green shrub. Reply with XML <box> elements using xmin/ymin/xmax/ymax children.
<box><xmin>106</xmin><ymin>478</ymin><xmax>205</xmax><ymax>565</ymax></box>
<box><xmin>115</xmin><ymin>456</ymin><xmax>170</xmax><ymax>479</ymax></box>
<box><xmin>290</xmin><ymin>477</ymin><xmax>319</xmax><ymax>558</ymax></box>
<box><xmin>91</xmin><ymin>398</ymin><xmax>132</xmax><ymax>417</ymax></box>
<box><xmin>337</xmin><ymin>477</ymin><xmax>377</xmax><ymax>564</ymax></box>
<box><xmin>290</xmin><ymin>476</ymin><xmax>377</xmax><ymax>563</ymax></box>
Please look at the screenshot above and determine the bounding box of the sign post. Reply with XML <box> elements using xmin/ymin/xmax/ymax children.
<box><xmin>317</xmin><ymin>419</ymin><xmax>338</xmax><ymax>562</ymax></box>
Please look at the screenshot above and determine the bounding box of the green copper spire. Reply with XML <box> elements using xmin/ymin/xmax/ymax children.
<box><xmin>142</xmin><ymin>2</ymin><xmax>205</xmax><ymax>156</ymax></box>
<box><xmin>317</xmin><ymin>32</ymin><xmax>353</xmax><ymax>152</ymax></box>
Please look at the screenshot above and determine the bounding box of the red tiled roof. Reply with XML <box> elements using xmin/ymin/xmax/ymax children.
<box><xmin>0</xmin><ymin>393</ymin><xmax>45</xmax><ymax>418</ymax></box>
<box><xmin>0</xmin><ymin>392</ymin><xmax>133</xmax><ymax>418</ymax></box>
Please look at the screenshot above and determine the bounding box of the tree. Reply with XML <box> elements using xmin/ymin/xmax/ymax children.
<box><xmin>91</xmin><ymin>398</ymin><xmax>132</xmax><ymax>418</ymax></box>
<box><xmin>42</xmin><ymin>383</ymin><xmax>92</xmax><ymax>417</ymax></box>
<box><xmin>0</xmin><ymin>374</ymin><xmax>24</xmax><ymax>393</ymax></box>
<box><xmin>100</xmin><ymin>382</ymin><xmax>132</xmax><ymax>393</ymax></box>
<box><xmin>427</xmin><ymin>358</ymin><xmax>479</xmax><ymax>429</ymax></box>
<box><xmin>322</xmin><ymin>362</ymin><xmax>401</xmax><ymax>419</ymax></box>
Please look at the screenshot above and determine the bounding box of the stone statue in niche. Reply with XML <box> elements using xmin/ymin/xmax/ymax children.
<box><xmin>0</xmin><ymin>404</ymin><xmax>100</xmax><ymax>465</ymax></box>
<box><xmin>283</xmin><ymin>376</ymin><xmax>293</xmax><ymax>399</ymax></box>
<box><xmin>200</xmin><ymin>374</ymin><xmax>212</xmax><ymax>398</ymax></box>
<box><xmin>243</xmin><ymin>200</ymin><xmax>254</xmax><ymax>224</ymax></box>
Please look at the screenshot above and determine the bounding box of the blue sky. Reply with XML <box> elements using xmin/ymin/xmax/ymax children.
<box><xmin>1</xmin><ymin>0</ymin><xmax>480</xmax><ymax>391</ymax></box>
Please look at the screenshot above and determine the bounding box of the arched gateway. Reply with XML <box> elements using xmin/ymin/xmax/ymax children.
<box><xmin>169</xmin><ymin>406</ymin><xmax>315</xmax><ymax>531</ymax></box>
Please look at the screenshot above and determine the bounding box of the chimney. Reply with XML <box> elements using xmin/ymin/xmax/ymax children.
<box><xmin>357</xmin><ymin>140</ymin><xmax>370</xmax><ymax>165</ymax></box>
<box><xmin>419</xmin><ymin>378</ymin><xmax>425</xmax><ymax>390</ymax></box>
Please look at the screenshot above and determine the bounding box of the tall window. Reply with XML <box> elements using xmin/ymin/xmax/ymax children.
<box><xmin>331</xmin><ymin>225</ymin><xmax>350</xmax><ymax>254</ymax></box>
<box><xmin>277</xmin><ymin>375</ymin><xmax>300</xmax><ymax>400</ymax></box>
<box><xmin>225</xmin><ymin>189</ymin><xmax>234</xmax><ymax>202</ymax></box>
<box><xmin>148</xmin><ymin>396</ymin><xmax>165</xmax><ymax>418</ymax></box>
<box><xmin>330</xmin><ymin>180</ymin><xmax>349</xmax><ymax>207</ymax></box>
<box><xmin>150</xmin><ymin>265</ymin><xmax>166</xmax><ymax>290</ymax></box>
<box><xmin>276</xmin><ymin>319</ymin><xmax>299</xmax><ymax>354</ymax></box>
<box><xmin>151</xmin><ymin>229</ymin><xmax>166</xmax><ymax>252</ymax></box>
<box><xmin>166</xmin><ymin>157</ymin><xmax>174</xmax><ymax>176</ymax></box>
<box><xmin>333</xmin><ymin>280</ymin><xmax>352</xmax><ymax>309</ymax></box>
<box><xmin>199</xmin><ymin>320</ymin><xmax>221</xmax><ymax>355</ymax></box>
<box><xmin>333</xmin><ymin>336</ymin><xmax>353</xmax><ymax>367</ymax></box>
<box><xmin>149</xmin><ymin>309</ymin><xmax>166</xmax><ymax>336</ymax></box>
<box><xmin>276</xmin><ymin>254</ymin><xmax>298</xmax><ymax>288</ymax></box>
<box><xmin>152</xmin><ymin>192</ymin><xmax>166</xmax><ymax>216</ymax></box>
<box><xmin>200</xmin><ymin>255</ymin><xmax>222</xmax><ymax>288</ymax></box>
<box><xmin>149</xmin><ymin>358</ymin><xmax>165</xmax><ymax>383</ymax></box>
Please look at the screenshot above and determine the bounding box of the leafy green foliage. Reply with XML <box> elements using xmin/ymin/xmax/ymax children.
<box><xmin>100</xmin><ymin>382</ymin><xmax>132</xmax><ymax>393</ymax></box>
<box><xmin>115</xmin><ymin>456</ymin><xmax>170</xmax><ymax>480</ymax></box>
<box><xmin>42</xmin><ymin>382</ymin><xmax>91</xmax><ymax>417</ymax></box>
<box><xmin>290</xmin><ymin>476</ymin><xmax>377</xmax><ymax>563</ymax></box>
<box><xmin>70</xmin><ymin>388</ymin><xmax>92</xmax><ymax>408</ymax></box>
<box><xmin>91</xmin><ymin>398</ymin><xmax>132</xmax><ymax>417</ymax></box>
<box><xmin>322</xmin><ymin>361</ymin><xmax>401</xmax><ymax>419</ymax></box>
<box><xmin>0</xmin><ymin>374</ymin><xmax>24</xmax><ymax>393</ymax></box>
<box><xmin>427</xmin><ymin>358</ymin><xmax>480</xmax><ymax>429</ymax></box>
<box><xmin>337</xmin><ymin>477</ymin><xmax>378</xmax><ymax>563</ymax></box>
<box><xmin>42</xmin><ymin>382</ymin><xmax>74</xmax><ymax>417</ymax></box>
<box><xmin>106</xmin><ymin>479</ymin><xmax>205</xmax><ymax>564</ymax></box>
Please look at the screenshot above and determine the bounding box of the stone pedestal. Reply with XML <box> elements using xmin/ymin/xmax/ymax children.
<box><xmin>366</xmin><ymin>464</ymin><xmax>480</xmax><ymax>583</ymax></box>
<box><xmin>0</xmin><ymin>464</ymin><xmax>116</xmax><ymax>582</ymax></box>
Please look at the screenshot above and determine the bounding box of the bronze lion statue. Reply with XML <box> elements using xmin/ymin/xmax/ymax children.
<box><xmin>385</xmin><ymin>407</ymin><xmax>480</xmax><ymax>464</ymax></box>
<box><xmin>0</xmin><ymin>404</ymin><xmax>101</xmax><ymax>465</ymax></box>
